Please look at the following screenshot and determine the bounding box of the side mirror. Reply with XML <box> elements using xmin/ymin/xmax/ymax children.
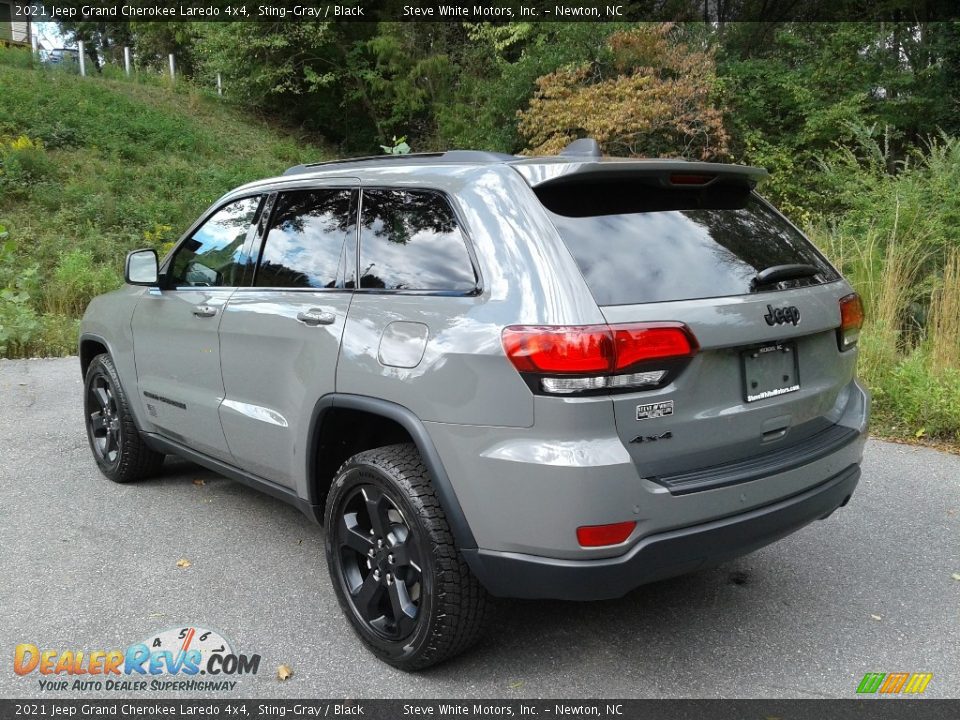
<box><xmin>125</xmin><ymin>248</ymin><xmax>159</xmax><ymax>286</ymax></box>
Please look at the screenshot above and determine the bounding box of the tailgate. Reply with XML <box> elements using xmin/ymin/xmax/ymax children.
<box><xmin>526</xmin><ymin>162</ymin><xmax>861</xmax><ymax>479</ymax></box>
<box><xmin>601</xmin><ymin>283</ymin><xmax>858</xmax><ymax>479</ymax></box>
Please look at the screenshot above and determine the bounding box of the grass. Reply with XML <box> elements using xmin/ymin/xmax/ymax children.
<box><xmin>811</xmin><ymin>135</ymin><xmax>960</xmax><ymax>445</ymax></box>
<box><xmin>0</xmin><ymin>47</ymin><xmax>327</xmax><ymax>357</ymax></box>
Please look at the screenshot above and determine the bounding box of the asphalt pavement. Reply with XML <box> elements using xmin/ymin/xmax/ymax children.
<box><xmin>1</xmin><ymin>357</ymin><xmax>958</xmax><ymax>699</ymax></box>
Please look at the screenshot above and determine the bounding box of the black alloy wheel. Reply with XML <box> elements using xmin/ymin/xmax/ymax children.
<box><xmin>324</xmin><ymin>444</ymin><xmax>490</xmax><ymax>670</ymax></box>
<box><xmin>87</xmin><ymin>373</ymin><xmax>122</xmax><ymax>466</ymax></box>
<box><xmin>83</xmin><ymin>353</ymin><xmax>164</xmax><ymax>483</ymax></box>
<box><xmin>334</xmin><ymin>484</ymin><xmax>424</xmax><ymax>640</ymax></box>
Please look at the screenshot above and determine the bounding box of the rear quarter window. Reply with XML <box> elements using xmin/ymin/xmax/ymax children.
<box><xmin>358</xmin><ymin>189</ymin><xmax>477</xmax><ymax>292</ymax></box>
<box><xmin>539</xmin><ymin>179</ymin><xmax>838</xmax><ymax>306</ymax></box>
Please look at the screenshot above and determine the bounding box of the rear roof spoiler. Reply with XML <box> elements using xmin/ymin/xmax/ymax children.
<box><xmin>510</xmin><ymin>158</ymin><xmax>768</xmax><ymax>188</ymax></box>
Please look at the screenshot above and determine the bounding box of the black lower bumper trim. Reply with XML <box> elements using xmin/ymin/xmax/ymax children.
<box><xmin>463</xmin><ymin>464</ymin><xmax>860</xmax><ymax>601</ymax></box>
<box><xmin>653</xmin><ymin>424</ymin><xmax>860</xmax><ymax>495</ymax></box>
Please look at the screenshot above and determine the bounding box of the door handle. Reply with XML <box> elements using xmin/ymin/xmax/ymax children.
<box><xmin>296</xmin><ymin>309</ymin><xmax>336</xmax><ymax>326</ymax></box>
<box><xmin>192</xmin><ymin>305</ymin><xmax>217</xmax><ymax>318</ymax></box>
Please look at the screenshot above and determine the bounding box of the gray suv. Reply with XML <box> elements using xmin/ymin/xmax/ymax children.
<box><xmin>80</xmin><ymin>139</ymin><xmax>869</xmax><ymax>669</ymax></box>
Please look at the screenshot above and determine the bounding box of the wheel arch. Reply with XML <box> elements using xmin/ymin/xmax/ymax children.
<box><xmin>307</xmin><ymin>394</ymin><xmax>477</xmax><ymax>550</ymax></box>
<box><xmin>79</xmin><ymin>333</ymin><xmax>112</xmax><ymax>378</ymax></box>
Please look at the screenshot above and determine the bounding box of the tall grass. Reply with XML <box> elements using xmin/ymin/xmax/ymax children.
<box><xmin>929</xmin><ymin>250</ymin><xmax>960</xmax><ymax>372</ymax></box>
<box><xmin>813</xmin><ymin>132</ymin><xmax>960</xmax><ymax>441</ymax></box>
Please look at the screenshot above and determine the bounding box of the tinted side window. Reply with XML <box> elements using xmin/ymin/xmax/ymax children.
<box><xmin>359</xmin><ymin>189</ymin><xmax>476</xmax><ymax>292</ymax></box>
<box><xmin>170</xmin><ymin>196</ymin><xmax>261</xmax><ymax>288</ymax></box>
<box><xmin>255</xmin><ymin>189</ymin><xmax>357</xmax><ymax>289</ymax></box>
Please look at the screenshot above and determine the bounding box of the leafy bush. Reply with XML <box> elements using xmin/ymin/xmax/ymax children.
<box><xmin>875</xmin><ymin>350</ymin><xmax>960</xmax><ymax>441</ymax></box>
<box><xmin>0</xmin><ymin>135</ymin><xmax>55</xmax><ymax>195</ymax></box>
<box><xmin>0</xmin><ymin>288</ymin><xmax>41</xmax><ymax>358</ymax></box>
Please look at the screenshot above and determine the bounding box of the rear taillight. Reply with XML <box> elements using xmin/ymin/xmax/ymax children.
<box><xmin>501</xmin><ymin>322</ymin><xmax>698</xmax><ymax>395</ymax></box>
<box><xmin>838</xmin><ymin>293</ymin><xmax>864</xmax><ymax>350</ymax></box>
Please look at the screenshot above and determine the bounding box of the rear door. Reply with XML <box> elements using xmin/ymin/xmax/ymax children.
<box><xmin>132</xmin><ymin>195</ymin><xmax>263</xmax><ymax>461</ymax></box>
<box><xmin>537</xmin><ymin>174</ymin><xmax>855</xmax><ymax>477</ymax></box>
<box><xmin>217</xmin><ymin>182</ymin><xmax>358</xmax><ymax>488</ymax></box>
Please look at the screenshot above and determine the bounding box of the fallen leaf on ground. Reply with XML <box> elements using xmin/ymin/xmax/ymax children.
<box><xmin>176</xmin><ymin>558</ymin><xmax>192</xmax><ymax>569</ymax></box>
<box><xmin>870</xmin><ymin>614</ymin><xmax>882</xmax><ymax>621</ymax></box>
<box><xmin>951</xmin><ymin>573</ymin><xmax>960</xmax><ymax>582</ymax></box>
<box><xmin>193</xmin><ymin>478</ymin><xmax>205</xmax><ymax>487</ymax></box>
<box><xmin>509</xmin><ymin>680</ymin><xmax>524</xmax><ymax>689</ymax></box>
<box><xmin>277</xmin><ymin>664</ymin><xmax>294</xmax><ymax>681</ymax></box>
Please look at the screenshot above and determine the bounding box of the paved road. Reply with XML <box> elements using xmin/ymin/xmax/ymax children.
<box><xmin>1</xmin><ymin>357</ymin><xmax>958</xmax><ymax>700</ymax></box>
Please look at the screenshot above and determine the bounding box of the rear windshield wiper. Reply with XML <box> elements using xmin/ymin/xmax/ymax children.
<box><xmin>751</xmin><ymin>264</ymin><xmax>821</xmax><ymax>290</ymax></box>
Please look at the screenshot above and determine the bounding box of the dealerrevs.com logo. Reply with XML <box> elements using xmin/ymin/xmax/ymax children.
<box><xmin>14</xmin><ymin>626</ymin><xmax>261</xmax><ymax>692</ymax></box>
<box><xmin>856</xmin><ymin>672</ymin><xmax>933</xmax><ymax>695</ymax></box>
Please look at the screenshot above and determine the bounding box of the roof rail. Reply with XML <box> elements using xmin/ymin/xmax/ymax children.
<box><xmin>283</xmin><ymin>150</ymin><xmax>517</xmax><ymax>176</ymax></box>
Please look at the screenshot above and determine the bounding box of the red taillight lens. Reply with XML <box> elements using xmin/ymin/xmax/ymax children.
<box><xmin>500</xmin><ymin>326</ymin><xmax>614</xmax><ymax>373</ymax></box>
<box><xmin>501</xmin><ymin>323</ymin><xmax>698</xmax><ymax>375</ymax></box>
<box><xmin>613</xmin><ymin>323</ymin><xmax>698</xmax><ymax>369</ymax></box>
<box><xmin>576</xmin><ymin>521</ymin><xmax>637</xmax><ymax>547</ymax></box>
<box><xmin>839</xmin><ymin>293</ymin><xmax>864</xmax><ymax>349</ymax></box>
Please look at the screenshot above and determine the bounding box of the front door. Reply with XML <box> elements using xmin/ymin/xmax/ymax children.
<box><xmin>132</xmin><ymin>195</ymin><xmax>263</xmax><ymax>461</ymax></box>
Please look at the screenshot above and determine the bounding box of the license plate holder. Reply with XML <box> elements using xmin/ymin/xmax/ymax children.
<box><xmin>742</xmin><ymin>342</ymin><xmax>800</xmax><ymax>403</ymax></box>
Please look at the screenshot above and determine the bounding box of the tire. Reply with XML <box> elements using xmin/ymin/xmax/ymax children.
<box><xmin>324</xmin><ymin>443</ymin><xmax>490</xmax><ymax>670</ymax></box>
<box><xmin>83</xmin><ymin>353</ymin><xmax>164</xmax><ymax>483</ymax></box>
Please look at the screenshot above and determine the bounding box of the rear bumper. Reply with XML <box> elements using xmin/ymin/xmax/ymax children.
<box><xmin>428</xmin><ymin>380</ymin><xmax>869</xmax><ymax>558</ymax></box>
<box><xmin>463</xmin><ymin>463</ymin><xmax>860</xmax><ymax>600</ymax></box>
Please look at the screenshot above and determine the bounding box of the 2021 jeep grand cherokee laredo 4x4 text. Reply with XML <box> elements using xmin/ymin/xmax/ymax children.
<box><xmin>81</xmin><ymin>139</ymin><xmax>869</xmax><ymax>670</ymax></box>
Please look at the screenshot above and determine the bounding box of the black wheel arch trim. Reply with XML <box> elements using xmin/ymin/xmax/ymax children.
<box><xmin>79</xmin><ymin>332</ymin><xmax>113</xmax><ymax>377</ymax></box>
<box><xmin>307</xmin><ymin>394</ymin><xmax>478</xmax><ymax>550</ymax></box>
<box><xmin>79</xmin><ymin>332</ymin><xmax>150</xmax><ymax>435</ymax></box>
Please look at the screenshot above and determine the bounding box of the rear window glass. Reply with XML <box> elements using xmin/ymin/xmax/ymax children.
<box><xmin>540</xmin><ymin>180</ymin><xmax>838</xmax><ymax>306</ymax></box>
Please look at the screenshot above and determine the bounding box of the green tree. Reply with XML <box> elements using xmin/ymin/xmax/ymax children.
<box><xmin>517</xmin><ymin>24</ymin><xmax>728</xmax><ymax>159</ymax></box>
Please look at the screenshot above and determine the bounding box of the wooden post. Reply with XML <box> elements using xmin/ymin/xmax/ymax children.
<box><xmin>78</xmin><ymin>40</ymin><xmax>86</xmax><ymax>77</ymax></box>
<box><xmin>124</xmin><ymin>46</ymin><xmax>131</xmax><ymax>76</ymax></box>
<box><xmin>216</xmin><ymin>73</ymin><xmax>222</xmax><ymax>97</ymax></box>
<box><xmin>168</xmin><ymin>53</ymin><xmax>175</xmax><ymax>81</ymax></box>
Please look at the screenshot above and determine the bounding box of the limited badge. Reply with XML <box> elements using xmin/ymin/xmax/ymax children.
<box><xmin>636</xmin><ymin>400</ymin><xmax>674</xmax><ymax>421</ymax></box>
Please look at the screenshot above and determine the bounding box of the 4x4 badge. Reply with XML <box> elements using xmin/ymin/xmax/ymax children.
<box><xmin>631</xmin><ymin>431</ymin><xmax>673</xmax><ymax>443</ymax></box>
<box><xmin>636</xmin><ymin>400</ymin><xmax>673</xmax><ymax>421</ymax></box>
